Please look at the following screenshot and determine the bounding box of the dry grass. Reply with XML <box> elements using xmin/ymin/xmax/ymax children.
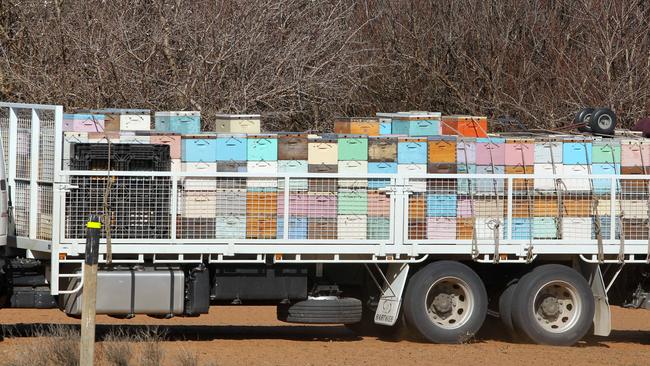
<box><xmin>3</xmin><ymin>325</ymin><xmax>208</xmax><ymax>366</ymax></box>
<box><xmin>4</xmin><ymin>325</ymin><xmax>80</xmax><ymax>366</ymax></box>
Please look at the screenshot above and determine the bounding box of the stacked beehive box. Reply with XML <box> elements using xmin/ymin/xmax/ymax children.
<box><xmin>62</xmin><ymin>108</ymin><xmax>650</xmax><ymax>243</ymax></box>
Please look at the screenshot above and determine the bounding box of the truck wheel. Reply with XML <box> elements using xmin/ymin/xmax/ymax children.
<box><xmin>277</xmin><ymin>297</ymin><xmax>362</xmax><ymax>324</ymax></box>
<box><xmin>498</xmin><ymin>281</ymin><xmax>519</xmax><ymax>341</ymax></box>
<box><xmin>511</xmin><ymin>264</ymin><xmax>595</xmax><ymax>346</ymax></box>
<box><xmin>575</xmin><ymin>108</ymin><xmax>594</xmax><ymax>125</ymax></box>
<box><xmin>403</xmin><ymin>261</ymin><xmax>487</xmax><ymax>344</ymax></box>
<box><xmin>590</xmin><ymin>108</ymin><xmax>616</xmax><ymax>135</ymax></box>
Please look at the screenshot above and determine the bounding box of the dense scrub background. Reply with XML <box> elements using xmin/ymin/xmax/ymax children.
<box><xmin>1</xmin><ymin>0</ymin><xmax>649</xmax><ymax>131</ymax></box>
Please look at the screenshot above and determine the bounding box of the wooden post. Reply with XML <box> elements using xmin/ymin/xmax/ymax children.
<box><xmin>80</xmin><ymin>214</ymin><xmax>101</xmax><ymax>366</ymax></box>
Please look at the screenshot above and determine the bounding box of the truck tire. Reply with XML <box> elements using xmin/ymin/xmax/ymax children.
<box><xmin>590</xmin><ymin>108</ymin><xmax>616</xmax><ymax>135</ymax></box>
<box><xmin>403</xmin><ymin>261</ymin><xmax>487</xmax><ymax>344</ymax></box>
<box><xmin>277</xmin><ymin>297</ymin><xmax>362</xmax><ymax>324</ymax></box>
<box><xmin>498</xmin><ymin>281</ymin><xmax>519</xmax><ymax>340</ymax></box>
<box><xmin>511</xmin><ymin>264</ymin><xmax>595</xmax><ymax>346</ymax></box>
<box><xmin>575</xmin><ymin>108</ymin><xmax>594</xmax><ymax>125</ymax></box>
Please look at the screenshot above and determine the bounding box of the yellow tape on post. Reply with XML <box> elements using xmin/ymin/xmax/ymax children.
<box><xmin>87</xmin><ymin>221</ymin><xmax>102</xmax><ymax>229</ymax></box>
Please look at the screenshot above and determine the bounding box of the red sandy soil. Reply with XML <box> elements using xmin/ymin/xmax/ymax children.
<box><xmin>0</xmin><ymin>306</ymin><xmax>647</xmax><ymax>366</ymax></box>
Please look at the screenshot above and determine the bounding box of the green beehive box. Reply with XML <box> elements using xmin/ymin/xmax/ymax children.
<box><xmin>338</xmin><ymin>190</ymin><xmax>368</xmax><ymax>214</ymax></box>
<box><xmin>338</xmin><ymin>136</ymin><xmax>368</xmax><ymax>161</ymax></box>
<box><xmin>367</xmin><ymin>217</ymin><xmax>390</xmax><ymax>239</ymax></box>
<box><xmin>592</xmin><ymin>142</ymin><xmax>621</xmax><ymax>164</ymax></box>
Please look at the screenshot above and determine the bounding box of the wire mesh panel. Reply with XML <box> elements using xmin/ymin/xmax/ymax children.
<box><xmin>38</xmin><ymin>185</ymin><xmax>53</xmax><ymax>240</ymax></box>
<box><xmin>16</xmin><ymin>111</ymin><xmax>31</xmax><ymax>180</ymax></box>
<box><xmin>404</xmin><ymin>173</ymin><xmax>650</xmax><ymax>244</ymax></box>
<box><xmin>65</xmin><ymin>176</ymin><xmax>172</xmax><ymax>239</ymax></box>
<box><xmin>0</xmin><ymin>108</ymin><xmax>8</xmax><ymax>165</ymax></box>
<box><xmin>14</xmin><ymin>181</ymin><xmax>30</xmax><ymax>237</ymax></box>
<box><xmin>37</xmin><ymin>110</ymin><xmax>56</xmax><ymax>182</ymax></box>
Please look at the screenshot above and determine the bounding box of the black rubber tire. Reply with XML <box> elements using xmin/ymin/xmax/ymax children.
<box><xmin>498</xmin><ymin>282</ymin><xmax>519</xmax><ymax>341</ymax></box>
<box><xmin>511</xmin><ymin>264</ymin><xmax>595</xmax><ymax>346</ymax></box>
<box><xmin>575</xmin><ymin>108</ymin><xmax>594</xmax><ymax>125</ymax></box>
<box><xmin>590</xmin><ymin>108</ymin><xmax>617</xmax><ymax>135</ymax></box>
<box><xmin>403</xmin><ymin>261</ymin><xmax>488</xmax><ymax>344</ymax></box>
<box><xmin>277</xmin><ymin>297</ymin><xmax>362</xmax><ymax>324</ymax></box>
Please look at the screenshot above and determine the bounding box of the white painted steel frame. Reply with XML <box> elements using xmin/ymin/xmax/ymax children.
<box><xmin>0</xmin><ymin>102</ymin><xmax>63</xmax><ymax>292</ymax></box>
<box><xmin>56</xmin><ymin>170</ymin><xmax>650</xmax><ymax>256</ymax></box>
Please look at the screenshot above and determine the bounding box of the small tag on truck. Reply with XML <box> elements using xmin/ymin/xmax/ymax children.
<box><xmin>374</xmin><ymin>263</ymin><xmax>409</xmax><ymax>326</ymax></box>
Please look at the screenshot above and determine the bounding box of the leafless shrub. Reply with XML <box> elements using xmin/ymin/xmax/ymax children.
<box><xmin>5</xmin><ymin>325</ymin><xmax>79</xmax><ymax>366</ymax></box>
<box><xmin>135</xmin><ymin>327</ymin><xmax>165</xmax><ymax>366</ymax></box>
<box><xmin>175</xmin><ymin>348</ymin><xmax>199</xmax><ymax>366</ymax></box>
<box><xmin>0</xmin><ymin>0</ymin><xmax>649</xmax><ymax>129</ymax></box>
<box><xmin>101</xmin><ymin>329</ymin><xmax>134</xmax><ymax>366</ymax></box>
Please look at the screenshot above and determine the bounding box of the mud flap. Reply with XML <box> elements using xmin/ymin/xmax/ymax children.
<box><xmin>579</xmin><ymin>262</ymin><xmax>611</xmax><ymax>336</ymax></box>
<box><xmin>374</xmin><ymin>263</ymin><xmax>409</xmax><ymax>326</ymax></box>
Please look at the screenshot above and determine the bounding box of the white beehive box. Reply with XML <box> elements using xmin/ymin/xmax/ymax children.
<box><xmin>214</xmin><ymin>114</ymin><xmax>261</xmax><ymax>133</ymax></box>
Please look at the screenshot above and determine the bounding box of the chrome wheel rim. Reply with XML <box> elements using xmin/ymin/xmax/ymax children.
<box><xmin>425</xmin><ymin>276</ymin><xmax>474</xmax><ymax>329</ymax></box>
<box><xmin>597</xmin><ymin>114</ymin><xmax>612</xmax><ymax>129</ymax></box>
<box><xmin>532</xmin><ymin>280</ymin><xmax>582</xmax><ymax>333</ymax></box>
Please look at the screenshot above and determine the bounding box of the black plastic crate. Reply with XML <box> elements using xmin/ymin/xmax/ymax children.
<box><xmin>70</xmin><ymin>143</ymin><xmax>171</xmax><ymax>171</ymax></box>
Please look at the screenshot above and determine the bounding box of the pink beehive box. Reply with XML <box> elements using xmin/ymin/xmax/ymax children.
<box><xmin>277</xmin><ymin>193</ymin><xmax>310</xmax><ymax>216</ymax></box>
<box><xmin>367</xmin><ymin>192</ymin><xmax>390</xmax><ymax>216</ymax></box>
<box><xmin>621</xmin><ymin>140</ymin><xmax>650</xmax><ymax>167</ymax></box>
<box><xmin>63</xmin><ymin>114</ymin><xmax>105</xmax><ymax>132</ymax></box>
<box><xmin>476</xmin><ymin>139</ymin><xmax>506</xmax><ymax>165</ymax></box>
<box><xmin>307</xmin><ymin>194</ymin><xmax>337</xmax><ymax>218</ymax></box>
<box><xmin>505</xmin><ymin>141</ymin><xmax>534</xmax><ymax>165</ymax></box>
<box><xmin>151</xmin><ymin>135</ymin><xmax>181</xmax><ymax>159</ymax></box>
<box><xmin>456</xmin><ymin>199</ymin><xmax>473</xmax><ymax>217</ymax></box>
<box><xmin>426</xmin><ymin>217</ymin><xmax>457</xmax><ymax>239</ymax></box>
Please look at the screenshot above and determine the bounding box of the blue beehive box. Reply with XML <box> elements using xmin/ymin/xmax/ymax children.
<box><xmin>392</xmin><ymin>113</ymin><xmax>441</xmax><ymax>136</ymax></box>
<box><xmin>216</xmin><ymin>134</ymin><xmax>247</xmax><ymax>161</ymax></box>
<box><xmin>170</xmin><ymin>114</ymin><xmax>201</xmax><ymax>134</ymax></box>
<box><xmin>426</xmin><ymin>194</ymin><xmax>457</xmax><ymax>217</ymax></box>
<box><xmin>380</xmin><ymin>121</ymin><xmax>392</xmax><ymax>134</ymax></box>
<box><xmin>507</xmin><ymin>218</ymin><xmax>533</xmax><ymax>240</ymax></box>
<box><xmin>457</xmin><ymin>164</ymin><xmax>477</xmax><ymax>195</ymax></box>
<box><xmin>367</xmin><ymin>217</ymin><xmax>391</xmax><ymax>239</ymax></box>
<box><xmin>247</xmin><ymin>135</ymin><xmax>278</xmax><ymax>161</ymax></box>
<box><xmin>181</xmin><ymin>136</ymin><xmax>218</xmax><ymax>162</ymax></box>
<box><xmin>563</xmin><ymin>142</ymin><xmax>592</xmax><ymax>165</ymax></box>
<box><xmin>591</xmin><ymin>163</ymin><xmax>621</xmax><ymax>194</ymax></box>
<box><xmin>533</xmin><ymin>217</ymin><xmax>557</xmax><ymax>239</ymax></box>
<box><xmin>398</xmin><ymin>139</ymin><xmax>427</xmax><ymax>164</ymax></box>
<box><xmin>475</xmin><ymin>165</ymin><xmax>505</xmax><ymax>194</ymax></box>
<box><xmin>593</xmin><ymin>216</ymin><xmax>621</xmax><ymax>240</ymax></box>
<box><xmin>277</xmin><ymin>217</ymin><xmax>309</xmax><ymax>239</ymax></box>
<box><xmin>368</xmin><ymin>162</ymin><xmax>397</xmax><ymax>174</ymax></box>
<box><xmin>155</xmin><ymin>112</ymin><xmax>201</xmax><ymax>134</ymax></box>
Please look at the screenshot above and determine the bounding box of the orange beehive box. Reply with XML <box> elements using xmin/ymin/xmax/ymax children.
<box><xmin>427</xmin><ymin>136</ymin><xmax>457</xmax><ymax>163</ymax></box>
<box><xmin>246</xmin><ymin>215</ymin><xmax>277</xmax><ymax>239</ymax></box>
<box><xmin>246</xmin><ymin>192</ymin><xmax>278</xmax><ymax>215</ymax></box>
<box><xmin>456</xmin><ymin>218</ymin><xmax>474</xmax><ymax>239</ymax></box>
<box><xmin>534</xmin><ymin>196</ymin><xmax>560</xmax><ymax>217</ymax></box>
<box><xmin>562</xmin><ymin>198</ymin><xmax>592</xmax><ymax>217</ymax></box>
<box><xmin>408</xmin><ymin>194</ymin><xmax>427</xmax><ymax>219</ymax></box>
<box><xmin>441</xmin><ymin>116</ymin><xmax>488</xmax><ymax>138</ymax></box>
<box><xmin>334</xmin><ymin>117</ymin><xmax>380</xmax><ymax>136</ymax></box>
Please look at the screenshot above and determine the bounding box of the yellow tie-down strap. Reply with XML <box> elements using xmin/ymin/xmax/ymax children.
<box><xmin>86</xmin><ymin>221</ymin><xmax>102</xmax><ymax>229</ymax></box>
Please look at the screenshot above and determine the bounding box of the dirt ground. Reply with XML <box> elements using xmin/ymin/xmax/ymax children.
<box><xmin>0</xmin><ymin>306</ymin><xmax>647</xmax><ymax>366</ymax></box>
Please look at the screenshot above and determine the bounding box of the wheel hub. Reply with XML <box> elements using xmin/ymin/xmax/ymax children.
<box><xmin>540</xmin><ymin>296</ymin><xmax>560</xmax><ymax>318</ymax></box>
<box><xmin>432</xmin><ymin>293</ymin><xmax>453</xmax><ymax>313</ymax></box>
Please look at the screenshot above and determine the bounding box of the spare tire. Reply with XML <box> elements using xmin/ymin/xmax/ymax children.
<box><xmin>575</xmin><ymin>108</ymin><xmax>594</xmax><ymax>125</ymax></box>
<box><xmin>277</xmin><ymin>297</ymin><xmax>362</xmax><ymax>324</ymax></box>
<box><xmin>590</xmin><ymin>108</ymin><xmax>617</xmax><ymax>135</ymax></box>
